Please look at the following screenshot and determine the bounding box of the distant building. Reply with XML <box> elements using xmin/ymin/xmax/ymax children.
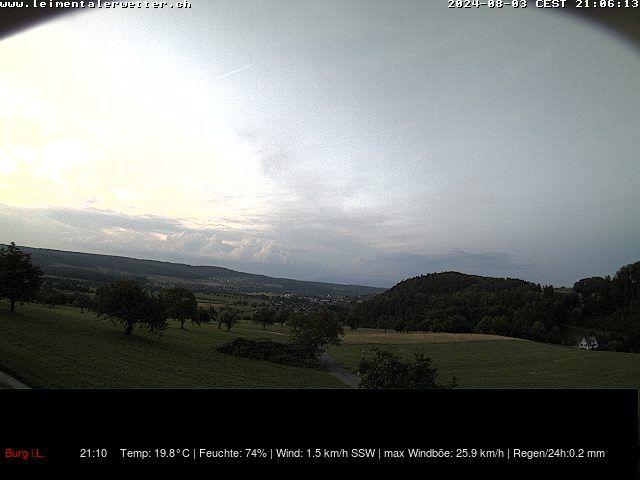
<box><xmin>578</xmin><ymin>336</ymin><xmax>598</xmax><ymax>350</ymax></box>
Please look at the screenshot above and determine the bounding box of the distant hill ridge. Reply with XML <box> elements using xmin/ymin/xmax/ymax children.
<box><xmin>387</xmin><ymin>271</ymin><xmax>539</xmax><ymax>296</ymax></box>
<box><xmin>14</xmin><ymin>245</ymin><xmax>385</xmax><ymax>296</ymax></box>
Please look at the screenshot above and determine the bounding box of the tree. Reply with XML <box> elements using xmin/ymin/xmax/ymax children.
<box><xmin>474</xmin><ymin>315</ymin><xmax>510</xmax><ymax>336</ymax></box>
<box><xmin>95</xmin><ymin>279</ymin><xmax>167</xmax><ymax>335</ymax></box>
<box><xmin>542</xmin><ymin>285</ymin><xmax>555</xmax><ymax>299</ymax></box>
<box><xmin>359</xmin><ymin>349</ymin><xmax>456</xmax><ymax>389</ymax></box>
<box><xmin>345</xmin><ymin>310</ymin><xmax>360</xmax><ymax>331</ymax></box>
<box><xmin>613</xmin><ymin>261</ymin><xmax>640</xmax><ymax>306</ymax></box>
<box><xmin>219</xmin><ymin>307</ymin><xmax>238</xmax><ymax>332</ymax></box>
<box><xmin>138</xmin><ymin>290</ymin><xmax>169</xmax><ymax>335</ymax></box>
<box><xmin>287</xmin><ymin>306</ymin><xmax>344</xmax><ymax>358</ymax></box>
<box><xmin>72</xmin><ymin>293</ymin><xmax>93</xmax><ymax>314</ymax></box>
<box><xmin>375</xmin><ymin>315</ymin><xmax>390</xmax><ymax>333</ymax></box>
<box><xmin>528</xmin><ymin>320</ymin><xmax>547</xmax><ymax>342</ymax></box>
<box><xmin>442</xmin><ymin>314</ymin><xmax>471</xmax><ymax>333</ymax></box>
<box><xmin>253</xmin><ymin>308</ymin><xmax>275</xmax><ymax>330</ymax></box>
<box><xmin>39</xmin><ymin>282</ymin><xmax>58</xmax><ymax>309</ymax></box>
<box><xmin>161</xmin><ymin>287</ymin><xmax>197</xmax><ymax>330</ymax></box>
<box><xmin>276</xmin><ymin>309</ymin><xmax>289</xmax><ymax>327</ymax></box>
<box><xmin>547</xmin><ymin>325</ymin><xmax>563</xmax><ymax>344</ymax></box>
<box><xmin>39</xmin><ymin>283</ymin><xmax>69</xmax><ymax>309</ymax></box>
<box><xmin>0</xmin><ymin>242</ymin><xmax>43</xmax><ymax>312</ymax></box>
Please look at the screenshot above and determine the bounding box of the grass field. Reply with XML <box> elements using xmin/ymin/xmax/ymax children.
<box><xmin>1</xmin><ymin>301</ymin><xmax>639</xmax><ymax>390</ymax></box>
<box><xmin>0</xmin><ymin>301</ymin><xmax>344</xmax><ymax>388</ymax></box>
<box><xmin>340</xmin><ymin>329</ymin><xmax>524</xmax><ymax>345</ymax></box>
<box><xmin>329</xmin><ymin>334</ymin><xmax>640</xmax><ymax>388</ymax></box>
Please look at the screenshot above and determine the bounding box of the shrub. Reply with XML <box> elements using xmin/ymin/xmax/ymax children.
<box><xmin>359</xmin><ymin>349</ymin><xmax>456</xmax><ymax>389</ymax></box>
<box><xmin>217</xmin><ymin>338</ymin><xmax>319</xmax><ymax>367</ymax></box>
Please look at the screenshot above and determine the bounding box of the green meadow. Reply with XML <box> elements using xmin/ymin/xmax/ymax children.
<box><xmin>0</xmin><ymin>301</ymin><xmax>343</xmax><ymax>388</ymax></box>
<box><xmin>1</xmin><ymin>301</ymin><xmax>638</xmax><ymax>390</ymax></box>
<box><xmin>329</xmin><ymin>334</ymin><xmax>640</xmax><ymax>389</ymax></box>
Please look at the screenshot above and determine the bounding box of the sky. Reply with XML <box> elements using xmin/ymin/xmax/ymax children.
<box><xmin>1</xmin><ymin>1</ymin><xmax>639</xmax><ymax>288</ymax></box>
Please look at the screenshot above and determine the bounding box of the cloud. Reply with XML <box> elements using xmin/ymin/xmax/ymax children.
<box><xmin>0</xmin><ymin>204</ymin><xmax>287</xmax><ymax>268</ymax></box>
<box><xmin>0</xmin><ymin>203</ymin><xmax>537</xmax><ymax>287</ymax></box>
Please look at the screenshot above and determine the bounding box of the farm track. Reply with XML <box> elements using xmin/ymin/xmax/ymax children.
<box><xmin>320</xmin><ymin>352</ymin><xmax>360</xmax><ymax>389</ymax></box>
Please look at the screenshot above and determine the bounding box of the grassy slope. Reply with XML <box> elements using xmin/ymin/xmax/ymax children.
<box><xmin>1</xmin><ymin>300</ymin><xmax>639</xmax><ymax>390</ymax></box>
<box><xmin>0</xmin><ymin>301</ymin><xmax>344</xmax><ymax>388</ymax></box>
<box><xmin>329</xmin><ymin>335</ymin><xmax>640</xmax><ymax>389</ymax></box>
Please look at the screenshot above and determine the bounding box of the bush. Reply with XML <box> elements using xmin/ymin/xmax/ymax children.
<box><xmin>357</xmin><ymin>358</ymin><xmax>372</xmax><ymax>376</ymax></box>
<box><xmin>217</xmin><ymin>338</ymin><xmax>319</xmax><ymax>367</ymax></box>
<box><xmin>359</xmin><ymin>349</ymin><xmax>456</xmax><ymax>389</ymax></box>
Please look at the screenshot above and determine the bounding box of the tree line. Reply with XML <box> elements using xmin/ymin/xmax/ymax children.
<box><xmin>0</xmin><ymin>243</ymin><xmax>241</xmax><ymax>334</ymax></box>
<box><xmin>572</xmin><ymin>262</ymin><xmax>640</xmax><ymax>351</ymax></box>
<box><xmin>2</xmin><ymin>242</ymin><xmax>638</xmax><ymax>351</ymax></box>
<box><xmin>351</xmin><ymin>265</ymin><xmax>640</xmax><ymax>352</ymax></box>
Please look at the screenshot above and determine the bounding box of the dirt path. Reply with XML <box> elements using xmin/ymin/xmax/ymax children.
<box><xmin>320</xmin><ymin>352</ymin><xmax>360</xmax><ymax>389</ymax></box>
<box><xmin>236</xmin><ymin>328</ymin><xmax>360</xmax><ymax>388</ymax></box>
<box><xmin>0</xmin><ymin>370</ymin><xmax>30</xmax><ymax>389</ymax></box>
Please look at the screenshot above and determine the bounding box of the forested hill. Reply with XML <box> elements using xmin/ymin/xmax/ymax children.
<box><xmin>355</xmin><ymin>272</ymin><xmax>545</xmax><ymax>335</ymax></box>
<box><xmin>353</xmin><ymin>267</ymin><xmax>640</xmax><ymax>352</ymax></box>
<box><xmin>388</xmin><ymin>271</ymin><xmax>539</xmax><ymax>298</ymax></box>
<box><xmin>15</xmin><ymin>246</ymin><xmax>384</xmax><ymax>297</ymax></box>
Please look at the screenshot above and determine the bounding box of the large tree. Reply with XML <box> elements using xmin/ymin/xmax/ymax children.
<box><xmin>0</xmin><ymin>242</ymin><xmax>43</xmax><ymax>312</ymax></box>
<box><xmin>72</xmin><ymin>293</ymin><xmax>94</xmax><ymax>314</ymax></box>
<box><xmin>252</xmin><ymin>307</ymin><xmax>275</xmax><ymax>330</ymax></box>
<box><xmin>95</xmin><ymin>279</ymin><xmax>167</xmax><ymax>335</ymax></box>
<box><xmin>39</xmin><ymin>282</ymin><xmax>65</xmax><ymax>309</ymax></box>
<box><xmin>161</xmin><ymin>287</ymin><xmax>197</xmax><ymax>330</ymax></box>
<box><xmin>287</xmin><ymin>306</ymin><xmax>344</xmax><ymax>358</ymax></box>
<box><xmin>276</xmin><ymin>309</ymin><xmax>290</xmax><ymax>327</ymax></box>
<box><xmin>219</xmin><ymin>306</ymin><xmax>238</xmax><ymax>332</ymax></box>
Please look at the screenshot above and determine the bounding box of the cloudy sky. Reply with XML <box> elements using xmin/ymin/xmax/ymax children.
<box><xmin>1</xmin><ymin>2</ymin><xmax>639</xmax><ymax>287</ymax></box>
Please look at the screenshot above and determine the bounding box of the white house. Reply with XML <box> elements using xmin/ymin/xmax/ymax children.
<box><xmin>578</xmin><ymin>336</ymin><xmax>598</xmax><ymax>350</ymax></box>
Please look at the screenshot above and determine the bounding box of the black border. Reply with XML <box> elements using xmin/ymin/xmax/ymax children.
<box><xmin>0</xmin><ymin>389</ymin><xmax>637</xmax><ymax>473</ymax></box>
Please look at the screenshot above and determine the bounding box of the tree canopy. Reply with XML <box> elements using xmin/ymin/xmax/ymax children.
<box><xmin>95</xmin><ymin>279</ymin><xmax>167</xmax><ymax>335</ymax></box>
<box><xmin>219</xmin><ymin>306</ymin><xmax>238</xmax><ymax>332</ymax></box>
<box><xmin>0</xmin><ymin>242</ymin><xmax>43</xmax><ymax>312</ymax></box>
<box><xmin>161</xmin><ymin>287</ymin><xmax>197</xmax><ymax>329</ymax></box>
<box><xmin>252</xmin><ymin>307</ymin><xmax>276</xmax><ymax>329</ymax></box>
<box><xmin>287</xmin><ymin>306</ymin><xmax>344</xmax><ymax>358</ymax></box>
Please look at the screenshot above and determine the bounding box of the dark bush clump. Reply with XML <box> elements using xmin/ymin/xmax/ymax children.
<box><xmin>359</xmin><ymin>349</ymin><xmax>456</xmax><ymax>389</ymax></box>
<box><xmin>217</xmin><ymin>338</ymin><xmax>319</xmax><ymax>367</ymax></box>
